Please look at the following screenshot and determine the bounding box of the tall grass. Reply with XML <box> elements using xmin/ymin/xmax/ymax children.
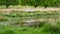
<box><xmin>0</xmin><ymin>11</ymin><xmax>60</xmax><ymax>34</ymax></box>
<box><xmin>0</xmin><ymin>22</ymin><xmax>60</xmax><ymax>34</ymax></box>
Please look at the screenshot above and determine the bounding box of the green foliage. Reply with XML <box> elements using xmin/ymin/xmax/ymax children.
<box><xmin>0</xmin><ymin>0</ymin><xmax>19</xmax><ymax>8</ymax></box>
<box><xmin>6</xmin><ymin>0</ymin><xmax>19</xmax><ymax>5</ymax></box>
<box><xmin>21</xmin><ymin>0</ymin><xmax>60</xmax><ymax>7</ymax></box>
<box><xmin>0</xmin><ymin>11</ymin><xmax>59</xmax><ymax>20</ymax></box>
<box><xmin>0</xmin><ymin>17</ymin><xmax>8</xmax><ymax>22</ymax></box>
<box><xmin>0</xmin><ymin>0</ymin><xmax>60</xmax><ymax>8</ymax></box>
<box><xmin>0</xmin><ymin>0</ymin><xmax>19</xmax><ymax>5</ymax></box>
<box><xmin>3</xmin><ymin>30</ymin><xmax>16</xmax><ymax>34</ymax></box>
<box><xmin>0</xmin><ymin>0</ymin><xmax>6</xmax><ymax>5</ymax></box>
<box><xmin>0</xmin><ymin>11</ymin><xmax>60</xmax><ymax>34</ymax></box>
<box><xmin>0</xmin><ymin>23</ymin><xmax>60</xmax><ymax>34</ymax></box>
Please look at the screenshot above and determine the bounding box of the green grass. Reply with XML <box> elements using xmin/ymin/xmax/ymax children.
<box><xmin>0</xmin><ymin>11</ymin><xmax>59</xmax><ymax>19</ymax></box>
<box><xmin>0</xmin><ymin>11</ymin><xmax>60</xmax><ymax>34</ymax></box>
<box><xmin>0</xmin><ymin>5</ymin><xmax>6</xmax><ymax>9</ymax></box>
<box><xmin>0</xmin><ymin>23</ymin><xmax>60</xmax><ymax>34</ymax></box>
<box><xmin>0</xmin><ymin>11</ymin><xmax>59</xmax><ymax>25</ymax></box>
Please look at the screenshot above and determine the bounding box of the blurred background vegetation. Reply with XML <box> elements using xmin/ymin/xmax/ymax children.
<box><xmin>0</xmin><ymin>0</ymin><xmax>60</xmax><ymax>8</ymax></box>
<box><xmin>0</xmin><ymin>11</ymin><xmax>60</xmax><ymax>34</ymax></box>
<box><xmin>0</xmin><ymin>0</ymin><xmax>60</xmax><ymax>34</ymax></box>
